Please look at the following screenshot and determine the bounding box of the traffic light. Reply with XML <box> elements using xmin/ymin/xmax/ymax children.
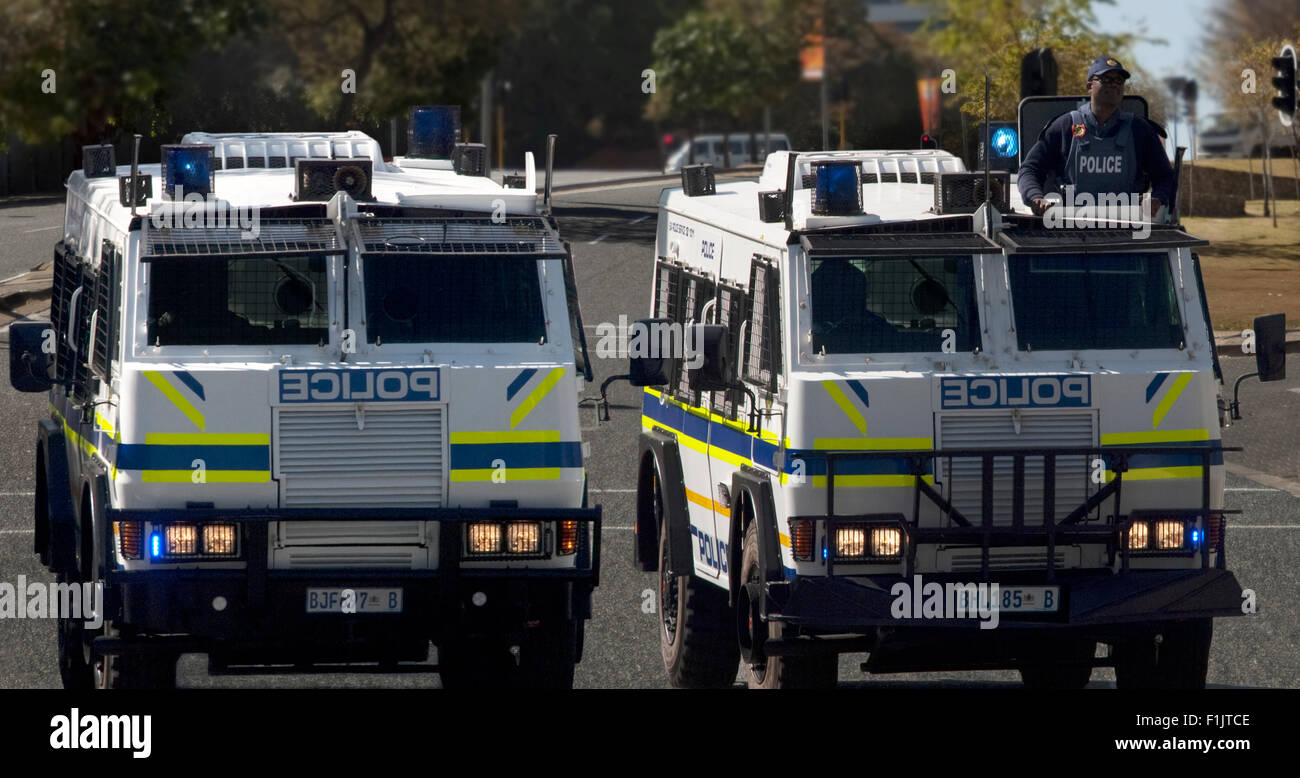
<box><xmin>1272</xmin><ymin>44</ymin><xmax>1297</xmax><ymax>127</ymax></box>
<box><xmin>1020</xmin><ymin>48</ymin><xmax>1058</xmax><ymax>100</ymax></box>
<box><xmin>977</xmin><ymin>121</ymin><xmax>1019</xmax><ymax>172</ymax></box>
<box><xmin>920</xmin><ymin>134</ymin><xmax>938</xmax><ymax>149</ymax></box>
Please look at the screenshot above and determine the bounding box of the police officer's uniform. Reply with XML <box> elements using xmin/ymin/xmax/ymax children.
<box><xmin>1017</xmin><ymin>56</ymin><xmax>1175</xmax><ymax>210</ymax></box>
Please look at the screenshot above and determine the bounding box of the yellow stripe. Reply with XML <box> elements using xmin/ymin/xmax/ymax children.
<box><xmin>641</xmin><ymin>416</ymin><xmax>754</xmax><ymax>468</ymax></box>
<box><xmin>822</xmin><ymin>381</ymin><xmax>866</xmax><ymax>435</ymax></box>
<box><xmin>1101</xmin><ymin>429</ymin><xmax>1209</xmax><ymax>445</ymax></box>
<box><xmin>144</xmin><ymin>433</ymin><xmax>269</xmax><ymax>445</ymax></box>
<box><xmin>1105</xmin><ymin>466</ymin><xmax>1203</xmax><ymax>481</ymax></box>
<box><xmin>510</xmin><ymin>367</ymin><xmax>565</xmax><ymax>429</ymax></box>
<box><xmin>684</xmin><ymin>487</ymin><xmax>730</xmax><ymax>517</ymax></box>
<box><xmin>809</xmin><ymin>474</ymin><xmax>935</xmax><ymax>487</ymax></box>
<box><xmin>449</xmin><ymin>468</ymin><xmax>562</xmax><ymax>482</ymax></box>
<box><xmin>144</xmin><ymin>371</ymin><xmax>205</xmax><ymax>431</ymax></box>
<box><xmin>450</xmin><ymin>430</ymin><xmax>561</xmax><ymax>444</ymax></box>
<box><xmin>141</xmin><ymin>470</ymin><xmax>270</xmax><ymax>483</ymax></box>
<box><xmin>1151</xmin><ymin>373</ymin><xmax>1192</xmax><ymax>429</ymax></box>
<box><xmin>779</xmin><ymin>532</ymin><xmax>791</xmax><ymax>548</ymax></box>
<box><xmin>52</xmin><ymin>406</ymin><xmax>116</xmax><ymax>480</ymax></box>
<box><xmin>94</xmin><ymin>411</ymin><xmax>120</xmax><ymax>442</ymax></box>
<box><xmin>813</xmin><ymin>437</ymin><xmax>933</xmax><ymax>450</ymax></box>
<box><xmin>644</xmin><ymin>387</ymin><xmax>792</xmax><ymax>448</ymax></box>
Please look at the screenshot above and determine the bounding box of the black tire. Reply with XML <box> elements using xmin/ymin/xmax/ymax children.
<box><xmin>657</xmin><ymin>489</ymin><xmax>739</xmax><ymax>688</ymax></box>
<box><xmin>518</xmin><ymin>617</ymin><xmax>579</xmax><ymax>689</ymax></box>
<box><xmin>438</xmin><ymin>637</ymin><xmax>517</xmax><ymax>689</ymax></box>
<box><xmin>740</xmin><ymin>522</ymin><xmax>837</xmax><ymax>689</ymax></box>
<box><xmin>1113</xmin><ymin>619</ymin><xmax>1213</xmax><ymax>690</ymax></box>
<box><xmin>56</xmin><ymin>571</ymin><xmax>94</xmax><ymax>690</ymax></box>
<box><xmin>1018</xmin><ymin>640</ymin><xmax>1096</xmax><ymax>690</ymax></box>
<box><xmin>94</xmin><ymin>622</ymin><xmax>178</xmax><ymax>689</ymax></box>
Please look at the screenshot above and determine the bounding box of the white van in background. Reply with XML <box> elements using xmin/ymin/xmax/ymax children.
<box><xmin>664</xmin><ymin>132</ymin><xmax>790</xmax><ymax>173</ymax></box>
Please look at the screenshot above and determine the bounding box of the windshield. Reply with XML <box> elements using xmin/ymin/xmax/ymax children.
<box><xmin>362</xmin><ymin>254</ymin><xmax>546</xmax><ymax>344</ymax></box>
<box><xmin>147</xmin><ymin>254</ymin><xmax>330</xmax><ymax>346</ymax></box>
<box><xmin>808</xmin><ymin>255</ymin><xmax>982</xmax><ymax>353</ymax></box>
<box><xmin>1008</xmin><ymin>252</ymin><xmax>1183</xmax><ymax>351</ymax></box>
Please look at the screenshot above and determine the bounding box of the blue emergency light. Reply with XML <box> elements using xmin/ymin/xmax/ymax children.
<box><xmin>811</xmin><ymin>161</ymin><xmax>862</xmax><ymax>216</ymax></box>
<box><xmin>160</xmin><ymin>144</ymin><xmax>215</xmax><ymax>199</ymax></box>
<box><xmin>151</xmin><ymin>533</ymin><xmax>162</xmax><ymax>558</ymax></box>
<box><xmin>408</xmin><ymin>105</ymin><xmax>461</xmax><ymax>159</ymax></box>
<box><xmin>991</xmin><ymin>126</ymin><xmax>1019</xmax><ymax>158</ymax></box>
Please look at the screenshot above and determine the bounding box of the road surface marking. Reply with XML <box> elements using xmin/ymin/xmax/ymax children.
<box><xmin>1227</xmin><ymin>525</ymin><xmax>1300</xmax><ymax>529</ymax></box>
<box><xmin>0</xmin><ymin>491</ymin><xmax>35</xmax><ymax>497</ymax></box>
<box><xmin>20</xmin><ymin>225</ymin><xmax>59</xmax><ymax>234</ymax></box>
<box><xmin>1224</xmin><ymin>462</ymin><xmax>1300</xmax><ymax>499</ymax></box>
<box><xmin>0</xmin><ymin>529</ymin><xmax>33</xmax><ymax>535</ymax></box>
<box><xmin>588</xmin><ymin>234</ymin><xmax>607</xmax><ymax>245</ymax></box>
<box><xmin>589</xmin><ymin>488</ymin><xmax>635</xmax><ymax>493</ymax></box>
<box><xmin>630</xmin><ymin>215</ymin><xmax>651</xmax><ymax>225</ymax></box>
<box><xmin>1225</xmin><ymin>487</ymin><xmax>1279</xmax><ymax>492</ymax></box>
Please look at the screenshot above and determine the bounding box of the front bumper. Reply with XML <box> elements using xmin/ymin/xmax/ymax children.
<box><xmin>98</xmin><ymin>506</ymin><xmax>600</xmax><ymax>660</ymax></box>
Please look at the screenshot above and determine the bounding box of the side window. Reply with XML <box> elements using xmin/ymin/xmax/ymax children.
<box><xmin>678</xmin><ymin>270</ymin><xmax>715</xmax><ymax>406</ymax></box>
<box><xmin>712</xmin><ymin>281</ymin><xmax>749</xmax><ymax>420</ymax></box>
<box><xmin>650</xmin><ymin>258</ymin><xmax>715</xmax><ymax>408</ymax></box>
<box><xmin>50</xmin><ymin>241</ymin><xmax>93</xmax><ymax>399</ymax></box>
<box><xmin>743</xmin><ymin>255</ymin><xmax>782</xmax><ymax>394</ymax></box>
<box><xmin>561</xmin><ymin>244</ymin><xmax>593</xmax><ymax>381</ymax></box>
<box><xmin>92</xmin><ymin>240</ymin><xmax>121</xmax><ymax>382</ymax></box>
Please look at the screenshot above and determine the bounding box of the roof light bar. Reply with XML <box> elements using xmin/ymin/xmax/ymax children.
<box><xmin>160</xmin><ymin>144</ymin><xmax>215</xmax><ymax>199</ymax></box>
<box><xmin>408</xmin><ymin>105</ymin><xmax>461</xmax><ymax>160</ymax></box>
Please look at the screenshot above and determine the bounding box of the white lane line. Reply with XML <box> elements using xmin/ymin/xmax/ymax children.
<box><xmin>1226</xmin><ymin>525</ymin><xmax>1300</xmax><ymax>529</ymax></box>
<box><xmin>0</xmin><ymin>492</ymin><xmax>35</xmax><ymax>497</ymax></box>
<box><xmin>630</xmin><ymin>215</ymin><xmax>651</xmax><ymax>225</ymax></box>
<box><xmin>1223</xmin><ymin>462</ymin><xmax>1300</xmax><ymax>499</ymax></box>
<box><xmin>1225</xmin><ymin>487</ymin><xmax>1279</xmax><ymax>492</ymax></box>
<box><xmin>605</xmin><ymin>526</ymin><xmax>633</xmax><ymax>531</ymax></box>
<box><xmin>589</xmin><ymin>488</ymin><xmax>635</xmax><ymax>493</ymax></box>
<box><xmin>0</xmin><ymin>271</ymin><xmax>32</xmax><ymax>284</ymax></box>
<box><xmin>20</xmin><ymin>225</ymin><xmax>59</xmax><ymax>234</ymax></box>
<box><xmin>0</xmin><ymin>529</ymin><xmax>33</xmax><ymax>535</ymax></box>
<box><xmin>587</xmin><ymin>234</ymin><xmax>608</xmax><ymax>245</ymax></box>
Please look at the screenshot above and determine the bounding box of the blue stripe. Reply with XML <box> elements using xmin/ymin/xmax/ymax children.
<box><xmin>1103</xmin><ymin>440</ymin><xmax>1224</xmax><ymax>468</ymax></box>
<box><xmin>1145</xmin><ymin>372</ymin><xmax>1169</xmax><ymax>403</ymax></box>
<box><xmin>117</xmin><ymin>445</ymin><xmax>269</xmax><ymax>470</ymax></box>
<box><xmin>507</xmin><ymin>368</ymin><xmax>538</xmax><ymax>401</ymax></box>
<box><xmin>174</xmin><ymin>371</ymin><xmax>206</xmax><ymax>401</ymax></box>
<box><xmin>783</xmin><ymin>452</ymin><xmax>931</xmax><ymax>477</ymax></box>
<box><xmin>449</xmin><ymin>441</ymin><xmax>584</xmax><ymax>469</ymax></box>
<box><xmin>847</xmin><ymin>380</ymin><xmax>870</xmax><ymax>408</ymax></box>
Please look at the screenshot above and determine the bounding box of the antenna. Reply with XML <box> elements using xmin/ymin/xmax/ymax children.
<box><xmin>129</xmin><ymin>134</ymin><xmax>142</xmax><ymax>217</ymax></box>
<box><xmin>983</xmin><ymin>74</ymin><xmax>991</xmax><ymax>205</ymax></box>
<box><xmin>543</xmin><ymin>134</ymin><xmax>556</xmax><ymax>215</ymax></box>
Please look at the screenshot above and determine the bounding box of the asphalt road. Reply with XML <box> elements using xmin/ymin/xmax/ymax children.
<box><xmin>1</xmin><ymin>180</ymin><xmax>1297</xmax><ymax>689</ymax></box>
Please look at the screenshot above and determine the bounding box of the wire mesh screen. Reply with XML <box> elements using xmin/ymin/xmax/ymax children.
<box><xmin>653</xmin><ymin>261</ymin><xmax>682</xmax><ymax>321</ymax></box>
<box><xmin>677</xmin><ymin>272</ymin><xmax>715</xmax><ymax>406</ymax></box>
<box><xmin>1008</xmin><ymin>253</ymin><xmax>1184</xmax><ymax>351</ymax></box>
<box><xmin>744</xmin><ymin>257</ymin><xmax>781</xmax><ymax>392</ymax></box>
<box><xmin>712</xmin><ymin>283</ymin><xmax>749</xmax><ymax>419</ymax></box>
<box><xmin>51</xmin><ymin>244</ymin><xmax>82</xmax><ymax>388</ymax></box>
<box><xmin>809</xmin><ymin>255</ymin><xmax>981</xmax><ymax>354</ymax></box>
<box><xmin>148</xmin><ymin>256</ymin><xmax>330</xmax><ymax>346</ymax></box>
<box><xmin>362</xmin><ymin>255</ymin><xmax>545</xmax><ymax>344</ymax></box>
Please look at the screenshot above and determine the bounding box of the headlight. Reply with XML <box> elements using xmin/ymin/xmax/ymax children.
<box><xmin>835</xmin><ymin>526</ymin><xmax>866</xmax><ymax>558</ymax></box>
<box><xmin>1127</xmin><ymin>521</ymin><xmax>1150</xmax><ymax>550</ymax></box>
<box><xmin>871</xmin><ymin>527</ymin><xmax>902</xmax><ymax>558</ymax></box>
<box><xmin>831</xmin><ymin>523</ymin><xmax>903</xmax><ymax>561</ymax></box>
<box><xmin>467</xmin><ymin>522</ymin><xmax>502</xmax><ymax>554</ymax></box>
<box><xmin>507</xmin><ymin>522</ymin><xmax>541</xmax><ymax>554</ymax></box>
<box><xmin>149</xmin><ymin>522</ymin><xmax>239</xmax><ymax>559</ymax></box>
<box><xmin>1154</xmin><ymin>520</ymin><xmax>1185</xmax><ymax>550</ymax></box>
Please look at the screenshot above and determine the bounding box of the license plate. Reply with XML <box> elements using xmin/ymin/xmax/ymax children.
<box><xmin>305</xmin><ymin>587</ymin><xmax>403</xmax><ymax>614</ymax></box>
<box><xmin>953</xmin><ymin>585</ymin><xmax>1060</xmax><ymax>614</ymax></box>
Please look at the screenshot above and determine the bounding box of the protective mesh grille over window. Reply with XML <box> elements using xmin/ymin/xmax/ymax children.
<box><xmin>809</xmin><ymin>255</ymin><xmax>981</xmax><ymax>354</ymax></box>
<box><xmin>148</xmin><ymin>255</ymin><xmax>330</xmax><ymax>346</ymax></box>
<box><xmin>744</xmin><ymin>257</ymin><xmax>781</xmax><ymax>391</ymax></box>
<box><xmin>712</xmin><ymin>283</ymin><xmax>749</xmax><ymax>419</ymax></box>
<box><xmin>677</xmin><ymin>272</ymin><xmax>715</xmax><ymax>406</ymax></box>
<box><xmin>1008</xmin><ymin>252</ymin><xmax>1183</xmax><ymax>351</ymax></box>
<box><xmin>363</xmin><ymin>255</ymin><xmax>545</xmax><ymax>344</ymax></box>
<box><xmin>92</xmin><ymin>242</ymin><xmax>119</xmax><ymax>380</ymax></box>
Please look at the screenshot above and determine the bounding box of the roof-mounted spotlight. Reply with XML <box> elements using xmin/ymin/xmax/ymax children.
<box><xmin>811</xmin><ymin>161</ymin><xmax>862</xmax><ymax>216</ymax></box>
<box><xmin>160</xmin><ymin>144</ymin><xmax>215</xmax><ymax>199</ymax></box>
<box><xmin>408</xmin><ymin>105</ymin><xmax>461</xmax><ymax>160</ymax></box>
<box><xmin>453</xmin><ymin>143</ymin><xmax>488</xmax><ymax>176</ymax></box>
<box><xmin>757</xmin><ymin>190</ymin><xmax>784</xmax><ymax>222</ymax></box>
<box><xmin>82</xmin><ymin>144</ymin><xmax>116</xmax><ymax>178</ymax></box>
<box><xmin>681</xmin><ymin>163</ymin><xmax>716</xmax><ymax>197</ymax></box>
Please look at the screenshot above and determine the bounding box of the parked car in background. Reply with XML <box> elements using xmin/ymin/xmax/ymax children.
<box><xmin>664</xmin><ymin>132</ymin><xmax>790</xmax><ymax>173</ymax></box>
<box><xmin>1198</xmin><ymin>112</ymin><xmax>1298</xmax><ymax>158</ymax></box>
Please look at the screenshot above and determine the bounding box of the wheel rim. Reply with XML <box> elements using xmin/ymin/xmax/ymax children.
<box><xmin>655</xmin><ymin>468</ymin><xmax>680</xmax><ymax>646</ymax></box>
<box><xmin>745</xmin><ymin>551</ymin><xmax>767</xmax><ymax>683</ymax></box>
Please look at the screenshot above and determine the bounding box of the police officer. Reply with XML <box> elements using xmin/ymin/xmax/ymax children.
<box><xmin>1018</xmin><ymin>56</ymin><xmax>1175</xmax><ymax>217</ymax></box>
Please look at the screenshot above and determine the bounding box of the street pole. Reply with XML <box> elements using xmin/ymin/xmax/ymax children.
<box><xmin>821</xmin><ymin>76</ymin><xmax>829</xmax><ymax>150</ymax></box>
<box><xmin>480</xmin><ymin>69</ymin><xmax>493</xmax><ymax>160</ymax></box>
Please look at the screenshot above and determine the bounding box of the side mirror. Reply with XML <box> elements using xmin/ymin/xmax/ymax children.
<box><xmin>1254</xmin><ymin>313</ymin><xmax>1286</xmax><ymax>382</ymax></box>
<box><xmin>687</xmin><ymin>323</ymin><xmax>733</xmax><ymax>392</ymax></box>
<box><xmin>8</xmin><ymin>322</ymin><xmax>54</xmax><ymax>393</ymax></box>
<box><xmin>627</xmin><ymin>317</ymin><xmax>672</xmax><ymax>387</ymax></box>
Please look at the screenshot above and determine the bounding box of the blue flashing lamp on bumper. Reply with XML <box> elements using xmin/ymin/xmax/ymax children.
<box><xmin>408</xmin><ymin>105</ymin><xmax>461</xmax><ymax>159</ymax></box>
<box><xmin>160</xmin><ymin>144</ymin><xmax>215</xmax><ymax>199</ymax></box>
<box><xmin>811</xmin><ymin>161</ymin><xmax>863</xmax><ymax>216</ymax></box>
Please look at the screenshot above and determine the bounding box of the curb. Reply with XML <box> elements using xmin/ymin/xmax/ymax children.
<box><xmin>1213</xmin><ymin>329</ymin><xmax>1300</xmax><ymax>357</ymax></box>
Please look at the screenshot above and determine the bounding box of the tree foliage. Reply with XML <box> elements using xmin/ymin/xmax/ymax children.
<box><xmin>917</xmin><ymin>0</ymin><xmax>1136</xmax><ymax>120</ymax></box>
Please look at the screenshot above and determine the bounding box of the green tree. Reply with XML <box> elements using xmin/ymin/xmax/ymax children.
<box><xmin>1210</xmin><ymin>36</ymin><xmax>1290</xmax><ymax>222</ymax></box>
<box><xmin>917</xmin><ymin>0</ymin><xmax>1136</xmax><ymax>121</ymax></box>
<box><xmin>646</xmin><ymin>2</ymin><xmax>806</xmax><ymax>165</ymax></box>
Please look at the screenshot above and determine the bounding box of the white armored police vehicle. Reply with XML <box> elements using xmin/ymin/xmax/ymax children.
<box><xmin>8</xmin><ymin>106</ymin><xmax>601</xmax><ymax>688</ymax></box>
<box><xmin>608</xmin><ymin>121</ymin><xmax>1286</xmax><ymax>688</ymax></box>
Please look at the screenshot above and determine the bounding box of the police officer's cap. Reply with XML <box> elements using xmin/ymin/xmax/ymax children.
<box><xmin>1086</xmin><ymin>56</ymin><xmax>1131</xmax><ymax>82</ymax></box>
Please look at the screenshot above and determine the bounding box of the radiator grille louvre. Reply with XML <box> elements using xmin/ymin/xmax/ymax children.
<box><xmin>277</xmin><ymin>406</ymin><xmax>444</xmax><ymax>507</ymax></box>
<box><xmin>938</xmin><ymin>411</ymin><xmax>1095</xmax><ymax>525</ymax></box>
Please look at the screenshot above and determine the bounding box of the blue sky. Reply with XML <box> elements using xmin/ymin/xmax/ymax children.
<box><xmin>1091</xmin><ymin>0</ymin><xmax>1223</xmax><ymax>150</ymax></box>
